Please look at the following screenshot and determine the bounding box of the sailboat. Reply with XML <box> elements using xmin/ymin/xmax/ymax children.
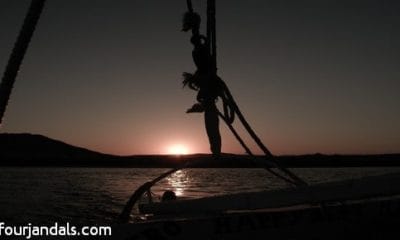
<box><xmin>112</xmin><ymin>172</ymin><xmax>400</xmax><ymax>239</ymax></box>
<box><xmin>1</xmin><ymin>1</ymin><xmax>400</xmax><ymax>239</ymax></box>
<box><xmin>112</xmin><ymin>1</ymin><xmax>400</xmax><ymax>239</ymax></box>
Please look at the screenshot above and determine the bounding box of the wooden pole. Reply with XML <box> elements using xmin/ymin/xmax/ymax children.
<box><xmin>0</xmin><ymin>0</ymin><xmax>46</xmax><ymax>126</ymax></box>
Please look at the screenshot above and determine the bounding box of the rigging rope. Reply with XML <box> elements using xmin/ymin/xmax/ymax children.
<box><xmin>219</xmin><ymin>83</ymin><xmax>307</xmax><ymax>186</ymax></box>
<box><xmin>186</xmin><ymin>0</ymin><xmax>193</xmax><ymax>12</ymax></box>
<box><xmin>217</xmin><ymin>110</ymin><xmax>300</xmax><ymax>186</ymax></box>
<box><xmin>202</xmin><ymin>0</ymin><xmax>307</xmax><ymax>187</ymax></box>
<box><xmin>218</xmin><ymin>81</ymin><xmax>307</xmax><ymax>186</ymax></box>
<box><xmin>118</xmin><ymin>171</ymin><xmax>177</xmax><ymax>223</ymax></box>
<box><xmin>207</xmin><ymin>0</ymin><xmax>217</xmax><ymax>74</ymax></box>
<box><xmin>0</xmin><ymin>0</ymin><xmax>46</xmax><ymax>126</ymax></box>
<box><xmin>118</xmin><ymin>159</ymin><xmax>196</xmax><ymax>223</ymax></box>
<box><xmin>118</xmin><ymin>0</ymin><xmax>307</xmax><ymax>223</ymax></box>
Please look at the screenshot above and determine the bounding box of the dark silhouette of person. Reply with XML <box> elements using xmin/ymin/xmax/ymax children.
<box><xmin>182</xmin><ymin>11</ymin><xmax>222</xmax><ymax>157</ymax></box>
<box><xmin>161</xmin><ymin>190</ymin><xmax>177</xmax><ymax>202</ymax></box>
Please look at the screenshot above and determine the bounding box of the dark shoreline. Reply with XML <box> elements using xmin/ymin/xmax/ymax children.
<box><xmin>1</xmin><ymin>133</ymin><xmax>399</xmax><ymax>168</ymax></box>
<box><xmin>1</xmin><ymin>154</ymin><xmax>400</xmax><ymax>168</ymax></box>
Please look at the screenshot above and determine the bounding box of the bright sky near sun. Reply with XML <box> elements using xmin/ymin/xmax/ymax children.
<box><xmin>166</xmin><ymin>144</ymin><xmax>190</xmax><ymax>155</ymax></box>
<box><xmin>0</xmin><ymin>0</ymin><xmax>399</xmax><ymax>155</ymax></box>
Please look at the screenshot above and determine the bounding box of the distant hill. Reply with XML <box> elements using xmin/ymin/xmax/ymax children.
<box><xmin>0</xmin><ymin>133</ymin><xmax>257</xmax><ymax>167</ymax></box>
<box><xmin>0</xmin><ymin>133</ymin><xmax>115</xmax><ymax>166</ymax></box>
<box><xmin>0</xmin><ymin>133</ymin><xmax>399</xmax><ymax>167</ymax></box>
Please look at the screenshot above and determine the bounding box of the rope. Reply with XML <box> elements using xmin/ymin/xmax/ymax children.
<box><xmin>207</xmin><ymin>0</ymin><xmax>217</xmax><ymax>74</ymax></box>
<box><xmin>186</xmin><ymin>0</ymin><xmax>193</xmax><ymax>12</ymax></box>
<box><xmin>118</xmin><ymin>0</ymin><xmax>306</xmax><ymax>222</ymax></box>
<box><xmin>206</xmin><ymin>0</ymin><xmax>306</xmax><ymax>186</ymax></box>
<box><xmin>218</xmin><ymin>81</ymin><xmax>307</xmax><ymax>187</ymax></box>
<box><xmin>118</xmin><ymin>159</ymin><xmax>198</xmax><ymax>223</ymax></box>
<box><xmin>183</xmin><ymin>0</ymin><xmax>306</xmax><ymax>186</ymax></box>
<box><xmin>0</xmin><ymin>0</ymin><xmax>46</xmax><ymax>125</ymax></box>
<box><xmin>218</xmin><ymin>111</ymin><xmax>299</xmax><ymax>186</ymax></box>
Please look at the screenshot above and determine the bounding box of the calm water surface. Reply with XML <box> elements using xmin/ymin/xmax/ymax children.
<box><xmin>0</xmin><ymin>167</ymin><xmax>399</xmax><ymax>225</ymax></box>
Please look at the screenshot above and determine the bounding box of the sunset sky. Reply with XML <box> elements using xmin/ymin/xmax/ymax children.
<box><xmin>1</xmin><ymin>0</ymin><xmax>399</xmax><ymax>155</ymax></box>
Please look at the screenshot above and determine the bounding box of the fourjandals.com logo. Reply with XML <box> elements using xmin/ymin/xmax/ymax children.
<box><xmin>0</xmin><ymin>222</ymin><xmax>111</xmax><ymax>239</ymax></box>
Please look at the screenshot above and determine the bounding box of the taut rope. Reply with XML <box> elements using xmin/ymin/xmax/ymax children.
<box><xmin>188</xmin><ymin>0</ymin><xmax>307</xmax><ymax>187</ymax></box>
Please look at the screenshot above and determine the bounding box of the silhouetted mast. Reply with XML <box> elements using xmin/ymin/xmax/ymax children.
<box><xmin>186</xmin><ymin>0</ymin><xmax>193</xmax><ymax>12</ymax></box>
<box><xmin>185</xmin><ymin>0</ymin><xmax>307</xmax><ymax>186</ymax></box>
<box><xmin>0</xmin><ymin>0</ymin><xmax>46</xmax><ymax>126</ymax></box>
<box><xmin>119</xmin><ymin>0</ymin><xmax>307</xmax><ymax>222</ymax></box>
<box><xmin>207</xmin><ymin>0</ymin><xmax>217</xmax><ymax>75</ymax></box>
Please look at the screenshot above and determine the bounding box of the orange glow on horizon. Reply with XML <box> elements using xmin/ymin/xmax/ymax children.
<box><xmin>166</xmin><ymin>144</ymin><xmax>190</xmax><ymax>155</ymax></box>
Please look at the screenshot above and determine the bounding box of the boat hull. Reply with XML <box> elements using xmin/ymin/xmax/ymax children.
<box><xmin>112</xmin><ymin>196</ymin><xmax>400</xmax><ymax>240</ymax></box>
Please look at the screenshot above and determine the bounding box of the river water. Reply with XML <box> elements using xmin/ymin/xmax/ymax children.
<box><xmin>0</xmin><ymin>167</ymin><xmax>399</xmax><ymax>225</ymax></box>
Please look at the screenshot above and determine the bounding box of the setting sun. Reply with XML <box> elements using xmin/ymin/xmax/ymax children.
<box><xmin>167</xmin><ymin>144</ymin><xmax>190</xmax><ymax>155</ymax></box>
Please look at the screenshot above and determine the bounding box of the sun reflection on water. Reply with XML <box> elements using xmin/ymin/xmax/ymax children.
<box><xmin>166</xmin><ymin>170</ymin><xmax>191</xmax><ymax>197</ymax></box>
